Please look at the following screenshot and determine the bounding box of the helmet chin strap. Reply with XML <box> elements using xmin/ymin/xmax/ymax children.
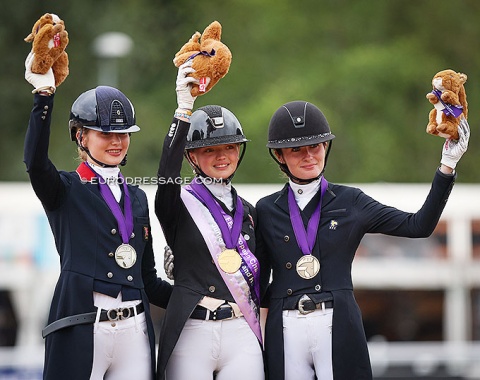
<box><xmin>269</xmin><ymin>141</ymin><xmax>333</xmax><ymax>184</ymax></box>
<box><xmin>185</xmin><ymin>143</ymin><xmax>247</xmax><ymax>184</ymax></box>
<box><xmin>76</xmin><ymin>129</ymin><xmax>126</xmax><ymax>168</ymax></box>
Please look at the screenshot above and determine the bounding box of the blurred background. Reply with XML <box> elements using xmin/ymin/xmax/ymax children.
<box><xmin>1</xmin><ymin>0</ymin><xmax>480</xmax><ymax>378</ymax></box>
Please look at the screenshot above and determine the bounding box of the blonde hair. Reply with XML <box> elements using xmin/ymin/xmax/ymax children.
<box><xmin>73</xmin><ymin>127</ymin><xmax>88</xmax><ymax>162</ymax></box>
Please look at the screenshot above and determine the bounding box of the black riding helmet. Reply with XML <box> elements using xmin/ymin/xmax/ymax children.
<box><xmin>68</xmin><ymin>86</ymin><xmax>140</xmax><ymax>167</ymax></box>
<box><xmin>185</xmin><ymin>105</ymin><xmax>249</xmax><ymax>182</ymax></box>
<box><xmin>267</xmin><ymin>101</ymin><xmax>335</xmax><ymax>182</ymax></box>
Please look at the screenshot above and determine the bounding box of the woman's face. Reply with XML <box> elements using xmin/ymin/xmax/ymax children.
<box><xmin>188</xmin><ymin>143</ymin><xmax>241</xmax><ymax>180</ymax></box>
<box><xmin>79</xmin><ymin>129</ymin><xmax>130</xmax><ymax>166</ymax></box>
<box><xmin>276</xmin><ymin>143</ymin><xmax>327</xmax><ymax>181</ymax></box>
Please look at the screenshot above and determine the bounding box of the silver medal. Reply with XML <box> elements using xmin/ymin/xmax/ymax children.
<box><xmin>115</xmin><ymin>244</ymin><xmax>137</xmax><ymax>269</ymax></box>
<box><xmin>296</xmin><ymin>255</ymin><xmax>320</xmax><ymax>279</ymax></box>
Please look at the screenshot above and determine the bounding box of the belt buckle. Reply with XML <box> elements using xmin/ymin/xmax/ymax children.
<box><xmin>107</xmin><ymin>307</ymin><xmax>131</xmax><ymax>321</ymax></box>
<box><xmin>298</xmin><ymin>295</ymin><xmax>314</xmax><ymax>315</ymax></box>
<box><xmin>212</xmin><ymin>304</ymin><xmax>234</xmax><ymax>321</ymax></box>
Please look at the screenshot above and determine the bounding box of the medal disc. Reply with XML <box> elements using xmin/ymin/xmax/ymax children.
<box><xmin>115</xmin><ymin>244</ymin><xmax>137</xmax><ymax>269</ymax></box>
<box><xmin>218</xmin><ymin>249</ymin><xmax>242</xmax><ymax>274</ymax></box>
<box><xmin>296</xmin><ymin>255</ymin><xmax>320</xmax><ymax>279</ymax></box>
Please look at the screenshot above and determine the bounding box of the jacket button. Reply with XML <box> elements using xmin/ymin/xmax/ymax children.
<box><xmin>44</xmin><ymin>106</ymin><xmax>49</xmax><ymax>110</ymax></box>
<box><xmin>284</xmin><ymin>235</ymin><xmax>290</xmax><ymax>242</ymax></box>
<box><xmin>315</xmin><ymin>285</ymin><xmax>321</xmax><ymax>291</ymax></box>
<box><xmin>111</xmin><ymin>229</ymin><xmax>117</xmax><ymax>235</ymax></box>
<box><xmin>127</xmin><ymin>275</ymin><xmax>133</xmax><ymax>281</ymax></box>
<box><xmin>244</xmin><ymin>234</ymin><xmax>250</xmax><ymax>241</ymax></box>
<box><xmin>209</xmin><ymin>286</ymin><xmax>216</xmax><ymax>293</ymax></box>
<box><xmin>286</xmin><ymin>262</ymin><xmax>292</xmax><ymax>269</ymax></box>
<box><xmin>107</xmin><ymin>272</ymin><xmax>113</xmax><ymax>278</ymax></box>
<box><xmin>130</xmin><ymin>232</ymin><xmax>135</xmax><ymax>238</ymax></box>
<box><xmin>108</xmin><ymin>252</ymin><xmax>114</xmax><ymax>257</ymax></box>
<box><xmin>287</xmin><ymin>289</ymin><xmax>293</xmax><ymax>295</ymax></box>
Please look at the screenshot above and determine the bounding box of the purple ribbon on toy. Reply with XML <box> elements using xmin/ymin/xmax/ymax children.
<box><xmin>188</xmin><ymin>48</ymin><xmax>216</xmax><ymax>61</ymax></box>
<box><xmin>432</xmin><ymin>89</ymin><xmax>464</xmax><ymax>118</ymax></box>
<box><xmin>287</xmin><ymin>177</ymin><xmax>328</xmax><ymax>256</ymax></box>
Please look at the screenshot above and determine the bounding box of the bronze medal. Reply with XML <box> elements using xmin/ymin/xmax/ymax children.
<box><xmin>218</xmin><ymin>249</ymin><xmax>242</xmax><ymax>274</ymax></box>
<box><xmin>115</xmin><ymin>243</ymin><xmax>137</xmax><ymax>269</ymax></box>
<box><xmin>296</xmin><ymin>255</ymin><xmax>320</xmax><ymax>279</ymax></box>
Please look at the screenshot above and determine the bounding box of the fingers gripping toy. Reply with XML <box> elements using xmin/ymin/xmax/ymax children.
<box><xmin>24</xmin><ymin>13</ymin><xmax>69</xmax><ymax>87</ymax></box>
<box><xmin>426</xmin><ymin>69</ymin><xmax>468</xmax><ymax>140</ymax></box>
<box><xmin>173</xmin><ymin>21</ymin><xmax>232</xmax><ymax>97</ymax></box>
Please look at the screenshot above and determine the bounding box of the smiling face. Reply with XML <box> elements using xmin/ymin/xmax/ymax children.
<box><xmin>275</xmin><ymin>143</ymin><xmax>327</xmax><ymax>182</ymax></box>
<box><xmin>188</xmin><ymin>143</ymin><xmax>240</xmax><ymax>180</ymax></box>
<box><xmin>78</xmin><ymin>129</ymin><xmax>130</xmax><ymax>167</ymax></box>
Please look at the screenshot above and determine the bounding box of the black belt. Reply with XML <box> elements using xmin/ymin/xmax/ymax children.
<box><xmin>284</xmin><ymin>298</ymin><xmax>334</xmax><ymax>315</ymax></box>
<box><xmin>190</xmin><ymin>304</ymin><xmax>235</xmax><ymax>321</ymax></box>
<box><xmin>42</xmin><ymin>303</ymin><xmax>144</xmax><ymax>338</ymax></box>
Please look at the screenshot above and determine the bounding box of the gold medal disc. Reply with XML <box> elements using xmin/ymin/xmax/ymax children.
<box><xmin>296</xmin><ymin>255</ymin><xmax>320</xmax><ymax>279</ymax></box>
<box><xmin>115</xmin><ymin>244</ymin><xmax>137</xmax><ymax>269</ymax></box>
<box><xmin>218</xmin><ymin>249</ymin><xmax>242</xmax><ymax>274</ymax></box>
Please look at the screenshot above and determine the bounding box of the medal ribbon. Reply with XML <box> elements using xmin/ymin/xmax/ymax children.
<box><xmin>188</xmin><ymin>178</ymin><xmax>243</xmax><ymax>250</ymax></box>
<box><xmin>82</xmin><ymin>162</ymin><xmax>133</xmax><ymax>244</ymax></box>
<box><xmin>288</xmin><ymin>176</ymin><xmax>328</xmax><ymax>256</ymax></box>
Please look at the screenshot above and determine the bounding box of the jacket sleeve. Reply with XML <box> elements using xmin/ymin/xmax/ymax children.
<box><xmin>154</xmin><ymin>118</ymin><xmax>190</xmax><ymax>245</ymax></box>
<box><xmin>358</xmin><ymin>168</ymin><xmax>455</xmax><ymax>237</ymax></box>
<box><xmin>23</xmin><ymin>93</ymin><xmax>66</xmax><ymax>211</ymax></box>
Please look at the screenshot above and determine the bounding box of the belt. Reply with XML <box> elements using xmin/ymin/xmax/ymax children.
<box><xmin>190</xmin><ymin>304</ymin><xmax>235</xmax><ymax>321</ymax></box>
<box><xmin>284</xmin><ymin>296</ymin><xmax>334</xmax><ymax>315</ymax></box>
<box><xmin>42</xmin><ymin>303</ymin><xmax>144</xmax><ymax>338</ymax></box>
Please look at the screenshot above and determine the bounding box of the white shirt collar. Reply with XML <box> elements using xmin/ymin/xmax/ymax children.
<box><xmin>199</xmin><ymin>177</ymin><xmax>234</xmax><ymax>211</ymax></box>
<box><xmin>289</xmin><ymin>178</ymin><xmax>320</xmax><ymax>210</ymax></box>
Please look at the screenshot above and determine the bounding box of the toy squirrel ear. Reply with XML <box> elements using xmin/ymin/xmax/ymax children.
<box><xmin>459</xmin><ymin>73</ymin><xmax>467</xmax><ymax>84</ymax></box>
<box><xmin>173</xmin><ymin>32</ymin><xmax>201</xmax><ymax>67</ymax></box>
<box><xmin>201</xmin><ymin>21</ymin><xmax>222</xmax><ymax>42</ymax></box>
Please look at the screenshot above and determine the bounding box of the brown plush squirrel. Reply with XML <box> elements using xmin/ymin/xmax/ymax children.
<box><xmin>24</xmin><ymin>13</ymin><xmax>69</xmax><ymax>87</ymax></box>
<box><xmin>173</xmin><ymin>21</ymin><xmax>232</xmax><ymax>97</ymax></box>
<box><xmin>426</xmin><ymin>69</ymin><xmax>468</xmax><ymax>140</ymax></box>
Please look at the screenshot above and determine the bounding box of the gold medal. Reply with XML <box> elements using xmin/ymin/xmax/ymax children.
<box><xmin>218</xmin><ymin>249</ymin><xmax>242</xmax><ymax>274</ymax></box>
<box><xmin>296</xmin><ymin>255</ymin><xmax>320</xmax><ymax>279</ymax></box>
<box><xmin>115</xmin><ymin>244</ymin><xmax>137</xmax><ymax>269</ymax></box>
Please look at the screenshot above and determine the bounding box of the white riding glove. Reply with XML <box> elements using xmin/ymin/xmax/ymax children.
<box><xmin>440</xmin><ymin>117</ymin><xmax>470</xmax><ymax>169</ymax></box>
<box><xmin>176</xmin><ymin>60</ymin><xmax>197</xmax><ymax>111</ymax></box>
<box><xmin>25</xmin><ymin>52</ymin><xmax>56</xmax><ymax>94</ymax></box>
<box><xmin>163</xmin><ymin>245</ymin><xmax>174</xmax><ymax>280</ymax></box>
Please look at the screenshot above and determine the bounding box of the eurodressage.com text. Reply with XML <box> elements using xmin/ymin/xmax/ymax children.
<box><xmin>81</xmin><ymin>176</ymin><xmax>224</xmax><ymax>186</ymax></box>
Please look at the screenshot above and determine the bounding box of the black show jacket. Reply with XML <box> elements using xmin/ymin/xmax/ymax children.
<box><xmin>256</xmin><ymin>171</ymin><xmax>455</xmax><ymax>380</ymax></box>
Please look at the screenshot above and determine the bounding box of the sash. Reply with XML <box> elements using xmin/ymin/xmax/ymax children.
<box><xmin>431</xmin><ymin>89</ymin><xmax>464</xmax><ymax>118</ymax></box>
<box><xmin>181</xmin><ymin>186</ymin><xmax>262</xmax><ymax>343</ymax></box>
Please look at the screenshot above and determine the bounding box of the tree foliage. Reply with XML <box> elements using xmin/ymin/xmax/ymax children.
<box><xmin>3</xmin><ymin>0</ymin><xmax>479</xmax><ymax>183</ymax></box>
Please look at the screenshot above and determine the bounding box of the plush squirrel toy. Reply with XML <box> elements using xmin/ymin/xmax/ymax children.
<box><xmin>173</xmin><ymin>21</ymin><xmax>232</xmax><ymax>97</ymax></box>
<box><xmin>24</xmin><ymin>13</ymin><xmax>69</xmax><ymax>87</ymax></box>
<box><xmin>426</xmin><ymin>69</ymin><xmax>468</xmax><ymax>140</ymax></box>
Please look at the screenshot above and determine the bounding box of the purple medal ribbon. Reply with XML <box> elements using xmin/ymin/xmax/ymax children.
<box><xmin>189</xmin><ymin>178</ymin><xmax>243</xmax><ymax>250</ymax></box>
<box><xmin>288</xmin><ymin>177</ymin><xmax>328</xmax><ymax>256</ymax></box>
<box><xmin>431</xmin><ymin>89</ymin><xmax>464</xmax><ymax>118</ymax></box>
<box><xmin>85</xmin><ymin>162</ymin><xmax>133</xmax><ymax>244</ymax></box>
